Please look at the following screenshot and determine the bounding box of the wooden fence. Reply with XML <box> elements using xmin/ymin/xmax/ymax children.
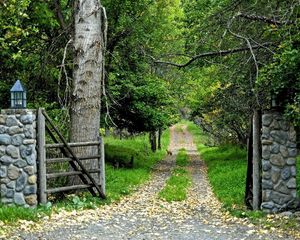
<box><xmin>37</xmin><ymin>108</ymin><xmax>105</xmax><ymax>204</ymax></box>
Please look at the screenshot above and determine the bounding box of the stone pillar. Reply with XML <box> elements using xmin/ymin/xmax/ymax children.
<box><xmin>261</xmin><ymin>111</ymin><xmax>297</xmax><ymax>213</ymax></box>
<box><xmin>0</xmin><ymin>109</ymin><xmax>37</xmax><ymax>207</ymax></box>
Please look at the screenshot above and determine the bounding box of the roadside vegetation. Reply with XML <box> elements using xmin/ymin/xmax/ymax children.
<box><xmin>159</xmin><ymin>149</ymin><xmax>191</xmax><ymax>202</ymax></box>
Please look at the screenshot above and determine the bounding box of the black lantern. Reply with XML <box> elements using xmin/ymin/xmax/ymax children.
<box><xmin>10</xmin><ymin>80</ymin><xmax>26</xmax><ymax>109</ymax></box>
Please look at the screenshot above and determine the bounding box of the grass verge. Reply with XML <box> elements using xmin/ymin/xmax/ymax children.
<box><xmin>159</xmin><ymin>149</ymin><xmax>191</xmax><ymax>202</ymax></box>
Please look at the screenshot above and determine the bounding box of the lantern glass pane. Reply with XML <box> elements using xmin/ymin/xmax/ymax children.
<box><xmin>11</xmin><ymin>92</ymin><xmax>14</xmax><ymax>107</ymax></box>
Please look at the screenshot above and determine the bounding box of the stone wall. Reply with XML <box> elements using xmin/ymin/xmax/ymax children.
<box><xmin>0</xmin><ymin>109</ymin><xmax>37</xmax><ymax>207</ymax></box>
<box><xmin>261</xmin><ymin>111</ymin><xmax>297</xmax><ymax>213</ymax></box>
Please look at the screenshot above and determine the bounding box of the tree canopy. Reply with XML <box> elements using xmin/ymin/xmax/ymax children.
<box><xmin>0</xmin><ymin>0</ymin><xmax>299</xmax><ymax>145</ymax></box>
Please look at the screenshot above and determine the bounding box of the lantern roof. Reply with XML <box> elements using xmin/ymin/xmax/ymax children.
<box><xmin>10</xmin><ymin>80</ymin><xmax>25</xmax><ymax>92</ymax></box>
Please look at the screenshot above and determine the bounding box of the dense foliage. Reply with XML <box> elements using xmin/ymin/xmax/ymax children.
<box><xmin>0</xmin><ymin>0</ymin><xmax>299</xmax><ymax>145</ymax></box>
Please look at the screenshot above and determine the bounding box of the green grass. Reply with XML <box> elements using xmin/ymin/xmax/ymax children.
<box><xmin>199</xmin><ymin>145</ymin><xmax>247</xmax><ymax>207</ymax></box>
<box><xmin>176</xmin><ymin>148</ymin><xmax>188</xmax><ymax>167</ymax></box>
<box><xmin>159</xmin><ymin>149</ymin><xmax>191</xmax><ymax>202</ymax></box>
<box><xmin>104</xmin><ymin>131</ymin><xmax>170</xmax><ymax>201</ymax></box>
<box><xmin>0</xmin><ymin>204</ymin><xmax>51</xmax><ymax>223</ymax></box>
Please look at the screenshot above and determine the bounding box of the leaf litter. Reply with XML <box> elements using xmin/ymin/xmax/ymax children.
<box><xmin>2</xmin><ymin>125</ymin><xmax>300</xmax><ymax>239</ymax></box>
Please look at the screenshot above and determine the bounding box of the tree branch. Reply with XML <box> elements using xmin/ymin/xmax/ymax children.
<box><xmin>53</xmin><ymin>0</ymin><xmax>67</xmax><ymax>30</ymax></box>
<box><xmin>154</xmin><ymin>43</ymin><xmax>273</xmax><ymax>68</ymax></box>
<box><xmin>237</xmin><ymin>13</ymin><xmax>295</xmax><ymax>25</ymax></box>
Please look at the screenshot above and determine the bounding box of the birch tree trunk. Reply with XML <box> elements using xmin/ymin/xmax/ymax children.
<box><xmin>70</xmin><ymin>0</ymin><xmax>104</xmax><ymax>184</ymax></box>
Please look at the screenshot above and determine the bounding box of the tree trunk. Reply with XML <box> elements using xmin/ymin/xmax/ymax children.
<box><xmin>252</xmin><ymin>109</ymin><xmax>261</xmax><ymax>210</ymax></box>
<box><xmin>70</xmin><ymin>0</ymin><xmax>104</xmax><ymax>184</ymax></box>
<box><xmin>158</xmin><ymin>128</ymin><xmax>162</xmax><ymax>150</ymax></box>
<box><xmin>149</xmin><ymin>131</ymin><xmax>157</xmax><ymax>152</ymax></box>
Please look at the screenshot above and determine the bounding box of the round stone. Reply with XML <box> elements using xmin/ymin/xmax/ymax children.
<box><xmin>262</xmin><ymin>171</ymin><xmax>271</xmax><ymax>180</ymax></box>
<box><xmin>6</xmin><ymin>181</ymin><xmax>15</xmax><ymax>189</ymax></box>
<box><xmin>262</xmin><ymin>160</ymin><xmax>271</xmax><ymax>171</ymax></box>
<box><xmin>281</xmin><ymin>167</ymin><xmax>291</xmax><ymax>180</ymax></box>
<box><xmin>271</xmin><ymin>191</ymin><xmax>292</xmax><ymax>205</ymax></box>
<box><xmin>11</xmin><ymin>134</ymin><xmax>24</xmax><ymax>146</ymax></box>
<box><xmin>262</xmin><ymin>146</ymin><xmax>270</xmax><ymax>159</ymax></box>
<box><xmin>279</xmin><ymin>120</ymin><xmax>289</xmax><ymax>131</ymax></box>
<box><xmin>6</xmin><ymin>189</ymin><xmax>14</xmax><ymax>198</ymax></box>
<box><xmin>24</xmin><ymin>125</ymin><xmax>34</xmax><ymax>138</ymax></box>
<box><xmin>0</xmin><ymin>166</ymin><xmax>7</xmax><ymax>178</ymax></box>
<box><xmin>24</xmin><ymin>166</ymin><xmax>35</xmax><ymax>175</ymax></box>
<box><xmin>271</xmin><ymin>167</ymin><xmax>281</xmax><ymax>183</ymax></box>
<box><xmin>270</xmin><ymin>130</ymin><xmax>287</xmax><ymax>145</ymax></box>
<box><xmin>0</xmin><ymin>155</ymin><xmax>14</xmax><ymax>165</ymax></box>
<box><xmin>1</xmin><ymin>184</ymin><xmax>7</xmax><ymax>196</ymax></box>
<box><xmin>274</xmin><ymin>180</ymin><xmax>290</xmax><ymax>194</ymax></box>
<box><xmin>287</xmin><ymin>178</ymin><xmax>296</xmax><ymax>189</ymax></box>
<box><xmin>270</xmin><ymin>154</ymin><xmax>285</xmax><ymax>167</ymax></box>
<box><xmin>16</xmin><ymin>171</ymin><xmax>28</xmax><ymax>191</ymax></box>
<box><xmin>6</xmin><ymin>145</ymin><xmax>19</xmax><ymax>159</ymax></box>
<box><xmin>8</xmin><ymin>126</ymin><xmax>23</xmax><ymax>135</ymax></box>
<box><xmin>271</xmin><ymin>143</ymin><xmax>280</xmax><ymax>154</ymax></box>
<box><xmin>0</xmin><ymin>134</ymin><xmax>11</xmax><ymax>145</ymax></box>
<box><xmin>14</xmin><ymin>192</ymin><xmax>25</xmax><ymax>205</ymax></box>
<box><xmin>291</xmin><ymin>166</ymin><xmax>296</xmax><ymax>177</ymax></box>
<box><xmin>7</xmin><ymin>164</ymin><xmax>21</xmax><ymax>180</ymax></box>
<box><xmin>262</xmin><ymin>179</ymin><xmax>272</xmax><ymax>189</ymax></box>
<box><xmin>24</xmin><ymin>185</ymin><xmax>37</xmax><ymax>195</ymax></box>
<box><xmin>0</xmin><ymin>146</ymin><xmax>6</xmax><ymax>156</ymax></box>
<box><xmin>287</xmin><ymin>158</ymin><xmax>296</xmax><ymax>165</ymax></box>
<box><xmin>26</xmin><ymin>152</ymin><xmax>36</xmax><ymax>165</ymax></box>
<box><xmin>20</xmin><ymin>145</ymin><xmax>32</xmax><ymax>158</ymax></box>
<box><xmin>0</xmin><ymin>115</ymin><xmax>6</xmax><ymax>125</ymax></box>
<box><xmin>6</xmin><ymin>116</ymin><xmax>22</xmax><ymax>127</ymax></box>
<box><xmin>25</xmin><ymin>195</ymin><xmax>37</xmax><ymax>206</ymax></box>
<box><xmin>23</xmin><ymin>139</ymin><xmax>36</xmax><ymax>145</ymax></box>
<box><xmin>262</xmin><ymin>114</ymin><xmax>273</xmax><ymax>126</ymax></box>
<box><xmin>20</xmin><ymin>115</ymin><xmax>34</xmax><ymax>124</ymax></box>
<box><xmin>279</xmin><ymin>145</ymin><xmax>288</xmax><ymax>158</ymax></box>
<box><xmin>14</xmin><ymin>160</ymin><xmax>27</xmax><ymax>168</ymax></box>
<box><xmin>0</xmin><ymin>126</ymin><xmax>8</xmax><ymax>134</ymax></box>
<box><xmin>261</xmin><ymin>201</ymin><xmax>274</xmax><ymax>209</ymax></box>
<box><xmin>289</xmin><ymin>128</ymin><xmax>296</xmax><ymax>141</ymax></box>
<box><xmin>27</xmin><ymin>175</ymin><xmax>37</xmax><ymax>185</ymax></box>
<box><xmin>288</xmin><ymin>148</ymin><xmax>297</xmax><ymax>157</ymax></box>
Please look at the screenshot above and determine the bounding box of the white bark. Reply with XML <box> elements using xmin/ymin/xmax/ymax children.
<box><xmin>70</xmin><ymin>0</ymin><xmax>104</xmax><ymax>183</ymax></box>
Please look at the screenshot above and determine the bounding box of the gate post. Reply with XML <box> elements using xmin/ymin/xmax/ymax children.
<box><xmin>37</xmin><ymin>108</ymin><xmax>47</xmax><ymax>204</ymax></box>
<box><xmin>98</xmin><ymin>137</ymin><xmax>105</xmax><ymax>195</ymax></box>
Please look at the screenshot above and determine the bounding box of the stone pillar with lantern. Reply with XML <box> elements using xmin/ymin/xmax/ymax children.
<box><xmin>0</xmin><ymin>80</ymin><xmax>38</xmax><ymax>207</ymax></box>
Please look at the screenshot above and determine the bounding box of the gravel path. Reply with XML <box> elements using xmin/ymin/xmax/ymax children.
<box><xmin>6</xmin><ymin>125</ymin><xmax>296</xmax><ymax>240</ymax></box>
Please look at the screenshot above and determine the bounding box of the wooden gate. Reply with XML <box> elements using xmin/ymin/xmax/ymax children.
<box><xmin>37</xmin><ymin>108</ymin><xmax>105</xmax><ymax>204</ymax></box>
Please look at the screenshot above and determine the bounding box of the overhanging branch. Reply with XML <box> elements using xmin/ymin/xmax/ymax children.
<box><xmin>237</xmin><ymin>13</ymin><xmax>295</xmax><ymax>25</ymax></box>
<box><xmin>154</xmin><ymin>43</ymin><xmax>274</xmax><ymax>68</ymax></box>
